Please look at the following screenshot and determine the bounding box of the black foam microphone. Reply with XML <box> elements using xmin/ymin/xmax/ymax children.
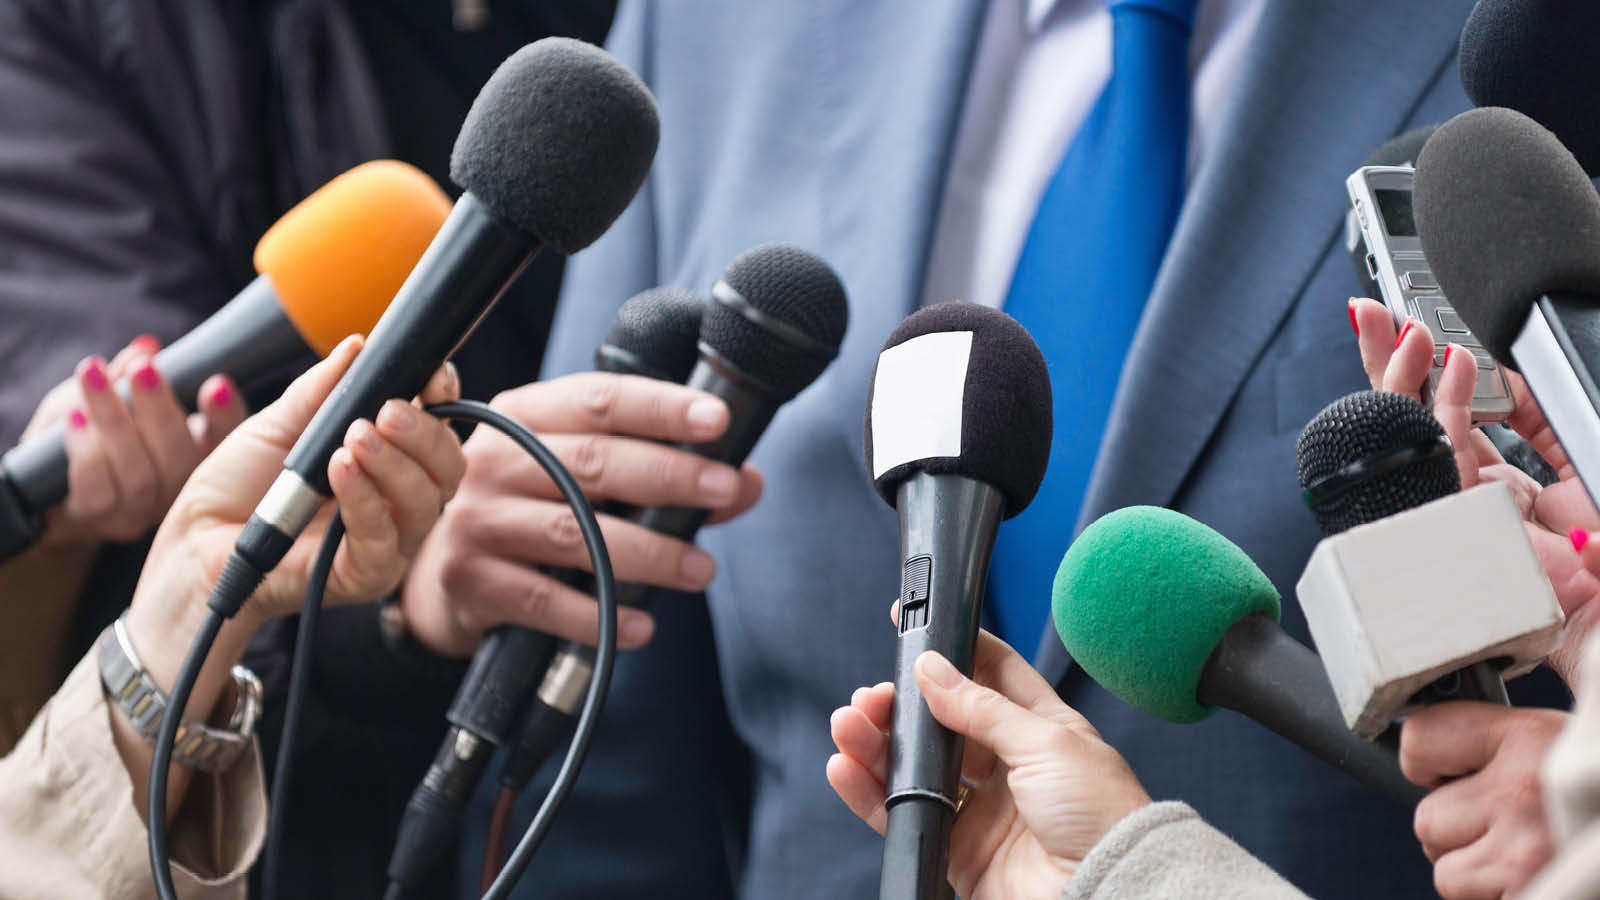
<box><xmin>1460</xmin><ymin>0</ymin><xmax>1600</xmax><ymax>174</ymax></box>
<box><xmin>1413</xmin><ymin>107</ymin><xmax>1600</xmax><ymax>509</ymax></box>
<box><xmin>1346</xmin><ymin>126</ymin><xmax>1438</xmax><ymax>299</ymax></box>
<box><xmin>219</xmin><ymin>37</ymin><xmax>659</xmax><ymax>610</ymax></box>
<box><xmin>497</xmin><ymin>244</ymin><xmax>849</xmax><ymax>795</ymax></box>
<box><xmin>387</xmin><ymin>288</ymin><xmax>705</xmax><ymax>896</ymax></box>
<box><xmin>864</xmin><ymin>303</ymin><xmax>1051</xmax><ymax>900</ymax></box>
<box><xmin>1296</xmin><ymin>391</ymin><xmax>1513</xmax><ymax>731</ymax></box>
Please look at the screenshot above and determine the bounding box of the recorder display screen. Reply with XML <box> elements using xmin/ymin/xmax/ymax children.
<box><xmin>1374</xmin><ymin>189</ymin><xmax>1417</xmax><ymax>237</ymax></box>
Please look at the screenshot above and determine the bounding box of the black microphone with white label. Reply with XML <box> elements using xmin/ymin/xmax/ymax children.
<box><xmin>864</xmin><ymin>303</ymin><xmax>1052</xmax><ymax>900</ymax></box>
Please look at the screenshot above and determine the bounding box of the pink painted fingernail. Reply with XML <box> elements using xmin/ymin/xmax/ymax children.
<box><xmin>67</xmin><ymin>408</ymin><xmax>87</xmax><ymax>430</ymax></box>
<box><xmin>1571</xmin><ymin>527</ymin><xmax>1589</xmax><ymax>552</ymax></box>
<box><xmin>1443</xmin><ymin>345</ymin><xmax>1453</xmax><ymax>368</ymax></box>
<box><xmin>132</xmin><ymin>361</ymin><xmax>160</xmax><ymax>390</ymax></box>
<box><xmin>130</xmin><ymin>334</ymin><xmax>160</xmax><ymax>356</ymax></box>
<box><xmin>208</xmin><ymin>381</ymin><xmax>232</xmax><ymax>407</ymax></box>
<box><xmin>81</xmin><ymin>357</ymin><xmax>109</xmax><ymax>391</ymax></box>
<box><xmin>1348</xmin><ymin>300</ymin><xmax>1359</xmax><ymax>337</ymax></box>
<box><xmin>1394</xmin><ymin>319</ymin><xmax>1414</xmax><ymax>351</ymax></box>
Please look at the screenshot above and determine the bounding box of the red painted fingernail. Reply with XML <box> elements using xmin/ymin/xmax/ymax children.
<box><xmin>67</xmin><ymin>408</ymin><xmax>87</xmax><ymax>430</ymax></box>
<box><xmin>81</xmin><ymin>357</ymin><xmax>108</xmax><ymax>391</ymax></box>
<box><xmin>1443</xmin><ymin>345</ymin><xmax>1453</xmax><ymax>368</ymax></box>
<box><xmin>132</xmin><ymin>361</ymin><xmax>160</xmax><ymax>390</ymax></box>
<box><xmin>130</xmin><ymin>334</ymin><xmax>160</xmax><ymax>356</ymax></box>
<box><xmin>1571</xmin><ymin>527</ymin><xmax>1589</xmax><ymax>552</ymax></box>
<box><xmin>1348</xmin><ymin>300</ymin><xmax>1359</xmax><ymax>337</ymax></box>
<box><xmin>1394</xmin><ymin>319</ymin><xmax>1414</xmax><ymax>351</ymax></box>
<box><xmin>208</xmin><ymin>381</ymin><xmax>232</xmax><ymax>407</ymax></box>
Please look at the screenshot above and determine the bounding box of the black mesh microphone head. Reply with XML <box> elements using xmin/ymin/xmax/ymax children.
<box><xmin>450</xmin><ymin>37</ymin><xmax>659</xmax><ymax>254</ymax></box>
<box><xmin>595</xmin><ymin>288</ymin><xmax>705</xmax><ymax>381</ymax></box>
<box><xmin>1348</xmin><ymin>125</ymin><xmax>1440</xmax><ymax>295</ymax></box>
<box><xmin>864</xmin><ymin>303</ymin><xmax>1052</xmax><ymax>518</ymax></box>
<box><xmin>701</xmin><ymin>243</ymin><xmax>849</xmax><ymax>399</ymax></box>
<box><xmin>1296</xmin><ymin>391</ymin><xmax>1460</xmax><ymax>534</ymax></box>
<box><xmin>1414</xmin><ymin>107</ymin><xmax>1600</xmax><ymax>368</ymax></box>
<box><xmin>1460</xmin><ymin>0</ymin><xmax>1600</xmax><ymax>174</ymax></box>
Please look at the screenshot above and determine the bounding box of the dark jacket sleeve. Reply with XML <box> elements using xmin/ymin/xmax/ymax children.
<box><xmin>0</xmin><ymin>0</ymin><xmax>265</xmax><ymax>446</ymax></box>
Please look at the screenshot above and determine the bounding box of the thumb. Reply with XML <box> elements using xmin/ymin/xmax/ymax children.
<box><xmin>914</xmin><ymin>651</ymin><xmax>1076</xmax><ymax>769</ymax></box>
<box><xmin>236</xmin><ymin>335</ymin><xmax>363</xmax><ymax>449</ymax></box>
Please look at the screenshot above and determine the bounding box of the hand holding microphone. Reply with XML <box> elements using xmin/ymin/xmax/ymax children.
<box><xmin>829</xmin><ymin>626</ymin><xmax>1149</xmax><ymax>900</ymax></box>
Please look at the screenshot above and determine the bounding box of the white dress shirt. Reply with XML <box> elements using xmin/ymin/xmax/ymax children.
<box><xmin>921</xmin><ymin>0</ymin><xmax>1269</xmax><ymax>311</ymax></box>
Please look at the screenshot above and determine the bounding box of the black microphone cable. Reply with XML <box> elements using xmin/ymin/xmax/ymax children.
<box><xmin>146</xmin><ymin>400</ymin><xmax>619</xmax><ymax>900</ymax></box>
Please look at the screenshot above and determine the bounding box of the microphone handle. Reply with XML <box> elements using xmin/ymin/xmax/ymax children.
<box><xmin>1509</xmin><ymin>293</ymin><xmax>1600</xmax><ymax>510</ymax></box>
<box><xmin>881</xmin><ymin>472</ymin><xmax>1005</xmax><ymax>900</ymax></box>
<box><xmin>1409</xmin><ymin>660</ymin><xmax>1510</xmax><ymax>706</ymax></box>
<box><xmin>0</xmin><ymin>276</ymin><xmax>306</xmax><ymax>561</ymax></box>
<box><xmin>497</xmin><ymin>353</ymin><xmax>782</xmax><ymax>789</ymax></box>
<box><xmin>1198</xmin><ymin>614</ymin><xmax>1427</xmax><ymax>808</ymax></box>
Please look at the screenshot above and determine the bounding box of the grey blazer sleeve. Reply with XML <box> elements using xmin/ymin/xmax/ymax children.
<box><xmin>1064</xmin><ymin>802</ymin><xmax>1310</xmax><ymax>900</ymax></box>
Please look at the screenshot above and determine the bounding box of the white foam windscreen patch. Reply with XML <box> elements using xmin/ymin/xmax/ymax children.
<box><xmin>871</xmin><ymin>330</ymin><xmax>972</xmax><ymax>478</ymax></box>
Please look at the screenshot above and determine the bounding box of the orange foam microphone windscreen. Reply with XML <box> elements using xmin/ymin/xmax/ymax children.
<box><xmin>253</xmin><ymin>160</ymin><xmax>452</xmax><ymax>356</ymax></box>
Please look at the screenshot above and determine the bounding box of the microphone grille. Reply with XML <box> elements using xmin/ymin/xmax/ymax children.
<box><xmin>598</xmin><ymin>288</ymin><xmax>705</xmax><ymax>382</ymax></box>
<box><xmin>1296</xmin><ymin>391</ymin><xmax>1459</xmax><ymax>534</ymax></box>
<box><xmin>701</xmin><ymin>243</ymin><xmax>849</xmax><ymax>399</ymax></box>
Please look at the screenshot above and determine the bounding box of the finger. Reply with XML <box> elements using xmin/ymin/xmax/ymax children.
<box><xmin>60</xmin><ymin>407</ymin><xmax>117</xmax><ymax>521</ymax></box>
<box><xmin>105</xmin><ymin>334</ymin><xmax>160</xmax><ymax>380</ymax></box>
<box><xmin>192</xmin><ymin>376</ymin><xmax>246</xmax><ymax>452</ymax></box>
<box><xmin>242</xmin><ymin>335</ymin><xmax>364</xmax><ymax>450</ymax></box>
<box><xmin>826</xmin><ymin>753</ymin><xmax>888</xmax><ymax>836</ymax></box>
<box><xmin>1413</xmin><ymin>778</ymin><xmax>1492</xmax><ymax>863</ymax></box>
<box><xmin>830</xmin><ymin>704</ymin><xmax>891</xmax><ymax>785</ymax></box>
<box><xmin>1431</xmin><ymin>826</ymin><xmax>1553</xmax><ymax>900</ymax></box>
<box><xmin>706</xmin><ymin>462</ymin><xmax>765</xmax><ymax>525</ymax></box>
<box><xmin>438</xmin><ymin>552</ymin><xmax>657</xmax><ymax>649</ymax></box>
<box><xmin>417</xmin><ymin>362</ymin><xmax>461</xmax><ymax>407</ymax></box>
<box><xmin>343</xmin><ymin>418</ymin><xmax>441</xmax><ymax>557</ymax></box>
<box><xmin>494</xmin><ymin>372</ymin><xmax>731</xmax><ymax>444</ymax></box>
<box><xmin>969</xmin><ymin>629</ymin><xmax>1081</xmax><ymax>725</ymax></box>
<box><xmin>324</xmin><ymin>447</ymin><xmax>404</xmax><ymax>604</ymax></box>
<box><xmin>1399</xmin><ymin>701</ymin><xmax>1517</xmax><ymax>788</ymax></box>
<box><xmin>457</xmin><ymin>495</ymin><xmax>718</xmax><ymax>593</ymax></box>
<box><xmin>851</xmin><ymin>681</ymin><xmax>895</xmax><ymax>731</ymax></box>
<box><xmin>124</xmin><ymin>358</ymin><xmax>205</xmax><ymax>503</ymax></box>
<box><xmin>1433</xmin><ymin>344</ymin><xmax>1482</xmax><ymax>488</ymax></box>
<box><xmin>1505</xmin><ymin>372</ymin><xmax>1576</xmax><ymax>479</ymax></box>
<box><xmin>1353</xmin><ymin>298</ymin><xmax>1400</xmax><ymax>391</ymax></box>
<box><xmin>501</xmin><ymin>433</ymin><xmax>746</xmax><ymax>510</ymax></box>
<box><xmin>914</xmin><ymin>650</ymin><xmax>1080</xmax><ymax>768</ymax></box>
<box><xmin>1382</xmin><ymin>316</ymin><xmax>1436</xmax><ymax>400</ymax></box>
<box><xmin>1537</xmin><ymin>479</ymin><xmax>1600</xmax><ymax>538</ymax></box>
<box><xmin>375</xmin><ymin>399</ymin><xmax>467</xmax><ymax>503</ymax></box>
<box><xmin>75</xmin><ymin>355</ymin><xmax>161</xmax><ymax>523</ymax></box>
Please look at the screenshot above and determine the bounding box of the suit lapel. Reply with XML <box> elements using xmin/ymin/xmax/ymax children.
<box><xmin>1036</xmin><ymin>0</ymin><xmax>1475</xmax><ymax>671</ymax></box>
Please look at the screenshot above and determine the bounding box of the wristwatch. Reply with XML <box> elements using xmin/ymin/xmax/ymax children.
<box><xmin>96</xmin><ymin>616</ymin><xmax>261</xmax><ymax>773</ymax></box>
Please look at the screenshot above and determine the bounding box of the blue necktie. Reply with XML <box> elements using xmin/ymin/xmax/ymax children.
<box><xmin>988</xmin><ymin>0</ymin><xmax>1199</xmax><ymax>649</ymax></box>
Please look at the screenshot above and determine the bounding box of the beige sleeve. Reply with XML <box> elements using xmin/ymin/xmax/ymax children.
<box><xmin>1064</xmin><ymin>802</ymin><xmax>1310</xmax><ymax>900</ymax></box>
<box><xmin>1523</xmin><ymin>636</ymin><xmax>1600</xmax><ymax>900</ymax></box>
<box><xmin>0</xmin><ymin>652</ymin><xmax>265</xmax><ymax>900</ymax></box>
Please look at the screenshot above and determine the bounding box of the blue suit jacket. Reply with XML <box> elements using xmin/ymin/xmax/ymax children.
<box><xmin>538</xmin><ymin>1</ymin><xmax>1549</xmax><ymax>897</ymax></box>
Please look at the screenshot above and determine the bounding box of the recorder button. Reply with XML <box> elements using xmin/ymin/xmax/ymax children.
<box><xmin>1436</xmin><ymin>308</ymin><xmax>1470</xmax><ymax>334</ymax></box>
<box><xmin>1403</xmin><ymin>270</ymin><xmax>1439</xmax><ymax>290</ymax></box>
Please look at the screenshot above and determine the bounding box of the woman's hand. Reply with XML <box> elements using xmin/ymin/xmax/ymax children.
<box><xmin>1350</xmin><ymin>298</ymin><xmax>1600</xmax><ymax>689</ymax></box>
<box><xmin>827</xmin><ymin>627</ymin><xmax>1150</xmax><ymax>900</ymax></box>
<box><xmin>21</xmin><ymin>335</ymin><xmax>246</xmax><ymax>548</ymax></box>
<box><xmin>113</xmin><ymin>335</ymin><xmax>467</xmax><ymax>819</ymax></box>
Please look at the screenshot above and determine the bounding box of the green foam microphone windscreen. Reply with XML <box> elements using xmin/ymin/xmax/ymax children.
<box><xmin>1051</xmin><ymin>506</ymin><xmax>1281</xmax><ymax>723</ymax></box>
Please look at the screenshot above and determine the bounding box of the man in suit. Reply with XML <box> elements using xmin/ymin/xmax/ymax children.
<box><xmin>413</xmin><ymin>0</ymin><xmax>1556</xmax><ymax>896</ymax></box>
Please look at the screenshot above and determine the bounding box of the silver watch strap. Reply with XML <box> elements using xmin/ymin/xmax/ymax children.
<box><xmin>96</xmin><ymin>617</ymin><xmax>261</xmax><ymax>773</ymax></box>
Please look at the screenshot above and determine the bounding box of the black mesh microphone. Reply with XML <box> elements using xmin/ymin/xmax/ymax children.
<box><xmin>1297</xmin><ymin>391</ymin><xmax>1509</xmax><ymax>709</ymax></box>
<box><xmin>388</xmin><ymin>289</ymin><xmax>704</xmax><ymax>896</ymax></box>
<box><xmin>496</xmin><ymin>244</ymin><xmax>849</xmax><ymax>796</ymax></box>
<box><xmin>1414</xmin><ymin>106</ymin><xmax>1600</xmax><ymax>508</ymax></box>
<box><xmin>864</xmin><ymin>303</ymin><xmax>1051</xmax><ymax>900</ymax></box>
<box><xmin>1346</xmin><ymin>126</ymin><xmax>1439</xmax><ymax>299</ymax></box>
<box><xmin>218</xmin><ymin>37</ymin><xmax>660</xmax><ymax>614</ymax></box>
<box><xmin>1460</xmin><ymin>0</ymin><xmax>1600</xmax><ymax>174</ymax></box>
